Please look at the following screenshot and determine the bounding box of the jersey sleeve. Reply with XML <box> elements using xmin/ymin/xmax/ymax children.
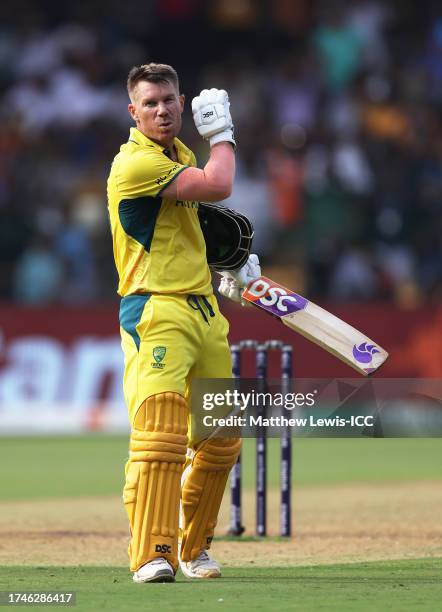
<box><xmin>189</xmin><ymin>151</ymin><xmax>197</xmax><ymax>168</ymax></box>
<box><xmin>116</xmin><ymin>149</ymin><xmax>188</xmax><ymax>198</ymax></box>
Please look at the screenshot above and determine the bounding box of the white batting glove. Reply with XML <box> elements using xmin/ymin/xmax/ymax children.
<box><xmin>218</xmin><ymin>275</ymin><xmax>243</xmax><ymax>303</ymax></box>
<box><xmin>192</xmin><ymin>88</ymin><xmax>236</xmax><ymax>148</ymax></box>
<box><xmin>218</xmin><ymin>254</ymin><xmax>261</xmax><ymax>303</ymax></box>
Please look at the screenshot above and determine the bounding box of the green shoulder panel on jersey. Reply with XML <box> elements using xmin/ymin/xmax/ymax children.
<box><xmin>118</xmin><ymin>196</ymin><xmax>162</xmax><ymax>252</ymax></box>
<box><xmin>119</xmin><ymin>294</ymin><xmax>151</xmax><ymax>351</ymax></box>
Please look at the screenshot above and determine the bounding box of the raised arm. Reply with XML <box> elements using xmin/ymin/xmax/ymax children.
<box><xmin>161</xmin><ymin>143</ymin><xmax>234</xmax><ymax>201</ymax></box>
<box><xmin>161</xmin><ymin>88</ymin><xmax>236</xmax><ymax>202</ymax></box>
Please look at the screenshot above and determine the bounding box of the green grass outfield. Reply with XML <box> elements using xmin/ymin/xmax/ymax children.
<box><xmin>0</xmin><ymin>436</ymin><xmax>441</xmax><ymax>500</ymax></box>
<box><xmin>1</xmin><ymin>437</ymin><xmax>441</xmax><ymax>610</ymax></box>
<box><xmin>0</xmin><ymin>559</ymin><xmax>441</xmax><ymax>611</ymax></box>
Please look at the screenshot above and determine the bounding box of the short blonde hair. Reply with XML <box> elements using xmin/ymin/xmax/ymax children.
<box><xmin>127</xmin><ymin>63</ymin><xmax>179</xmax><ymax>95</ymax></box>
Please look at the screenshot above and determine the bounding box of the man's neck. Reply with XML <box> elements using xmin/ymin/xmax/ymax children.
<box><xmin>164</xmin><ymin>145</ymin><xmax>178</xmax><ymax>162</ymax></box>
<box><xmin>136</xmin><ymin>127</ymin><xmax>177</xmax><ymax>158</ymax></box>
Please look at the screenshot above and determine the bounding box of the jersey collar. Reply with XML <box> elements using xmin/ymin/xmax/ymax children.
<box><xmin>129</xmin><ymin>128</ymin><xmax>193</xmax><ymax>164</ymax></box>
<box><xmin>129</xmin><ymin>127</ymin><xmax>165</xmax><ymax>152</ymax></box>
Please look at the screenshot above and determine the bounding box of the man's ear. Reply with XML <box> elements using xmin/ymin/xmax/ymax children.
<box><xmin>128</xmin><ymin>103</ymin><xmax>138</xmax><ymax>122</ymax></box>
<box><xmin>179</xmin><ymin>94</ymin><xmax>185</xmax><ymax>112</ymax></box>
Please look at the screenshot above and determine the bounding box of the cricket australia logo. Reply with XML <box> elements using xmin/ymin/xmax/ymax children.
<box><xmin>152</xmin><ymin>346</ymin><xmax>167</xmax><ymax>369</ymax></box>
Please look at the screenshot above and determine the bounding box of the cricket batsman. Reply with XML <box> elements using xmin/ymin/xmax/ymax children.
<box><xmin>107</xmin><ymin>63</ymin><xmax>260</xmax><ymax>583</ymax></box>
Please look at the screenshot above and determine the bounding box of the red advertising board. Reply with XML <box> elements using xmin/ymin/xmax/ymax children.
<box><xmin>0</xmin><ymin>302</ymin><xmax>440</xmax><ymax>433</ymax></box>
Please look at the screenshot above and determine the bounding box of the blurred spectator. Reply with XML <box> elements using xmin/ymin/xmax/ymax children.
<box><xmin>329</xmin><ymin>246</ymin><xmax>379</xmax><ymax>301</ymax></box>
<box><xmin>0</xmin><ymin>0</ymin><xmax>440</xmax><ymax>305</ymax></box>
<box><xmin>54</xmin><ymin>199</ymin><xmax>99</xmax><ymax>303</ymax></box>
<box><xmin>423</xmin><ymin>18</ymin><xmax>442</xmax><ymax>103</ymax></box>
<box><xmin>332</xmin><ymin>138</ymin><xmax>374</xmax><ymax>195</ymax></box>
<box><xmin>345</xmin><ymin>0</ymin><xmax>392</xmax><ymax>71</ymax></box>
<box><xmin>312</xmin><ymin>4</ymin><xmax>363</xmax><ymax>91</ymax></box>
<box><xmin>13</xmin><ymin>234</ymin><xmax>63</xmax><ymax>304</ymax></box>
<box><xmin>266</xmin><ymin>143</ymin><xmax>304</xmax><ymax>228</ymax></box>
<box><xmin>0</xmin><ymin>202</ymin><xmax>31</xmax><ymax>298</ymax></box>
<box><xmin>271</xmin><ymin>54</ymin><xmax>320</xmax><ymax>131</ymax></box>
<box><xmin>224</xmin><ymin>156</ymin><xmax>273</xmax><ymax>257</ymax></box>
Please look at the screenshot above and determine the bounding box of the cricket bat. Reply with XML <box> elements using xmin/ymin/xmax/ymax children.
<box><xmin>242</xmin><ymin>276</ymin><xmax>388</xmax><ymax>376</ymax></box>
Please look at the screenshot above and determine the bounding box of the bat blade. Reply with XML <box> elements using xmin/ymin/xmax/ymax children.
<box><xmin>242</xmin><ymin>276</ymin><xmax>388</xmax><ymax>376</ymax></box>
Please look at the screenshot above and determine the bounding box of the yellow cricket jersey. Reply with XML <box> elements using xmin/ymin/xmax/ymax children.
<box><xmin>107</xmin><ymin>127</ymin><xmax>212</xmax><ymax>296</ymax></box>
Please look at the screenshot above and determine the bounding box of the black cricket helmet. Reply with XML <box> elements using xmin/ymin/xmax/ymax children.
<box><xmin>198</xmin><ymin>202</ymin><xmax>254</xmax><ymax>271</ymax></box>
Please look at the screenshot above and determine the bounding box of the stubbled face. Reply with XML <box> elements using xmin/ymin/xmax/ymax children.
<box><xmin>128</xmin><ymin>80</ymin><xmax>184</xmax><ymax>148</ymax></box>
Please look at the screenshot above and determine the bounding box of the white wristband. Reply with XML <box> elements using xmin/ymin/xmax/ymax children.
<box><xmin>209</xmin><ymin>129</ymin><xmax>236</xmax><ymax>149</ymax></box>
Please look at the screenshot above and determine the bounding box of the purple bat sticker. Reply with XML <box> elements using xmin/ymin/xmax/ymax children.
<box><xmin>352</xmin><ymin>342</ymin><xmax>380</xmax><ymax>364</ymax></box>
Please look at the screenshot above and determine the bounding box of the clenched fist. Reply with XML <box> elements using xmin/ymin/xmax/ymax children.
<box><xmin>218</xmin><ymin>254</ymin><xmax>261</xmax><ymax>303</ymax></box>
<box><xmin>192</xmin><ymin>88</ymin><xmax>236</xmax><ymax>148</ymax></box>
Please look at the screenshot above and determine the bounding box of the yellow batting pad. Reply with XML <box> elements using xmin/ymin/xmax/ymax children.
<box><xmin>180</xmin><ymin>437</ymin><xmax>241</xmax><ymax>562</ymax></box>
<box><xmin>123</xmin><ymin>393</ymin><xmax>188</xmax><ymax>572</ymax></box>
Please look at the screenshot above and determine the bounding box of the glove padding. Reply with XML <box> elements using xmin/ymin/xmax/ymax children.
<box><xmin>192</xmin><ymin>88</ymin><xmax>236</xmax><ymax>148</ymax></box>
<box><xmin>218</xmin><ymin>254</ymin><xmax>261</xmax><ymax>303</ymax></box>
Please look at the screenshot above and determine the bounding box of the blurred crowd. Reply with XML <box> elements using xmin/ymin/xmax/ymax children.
<box><xmin>0</xmin><ymin>0</ymin><xmax>441</xmax><ymax>305</ymax></box>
